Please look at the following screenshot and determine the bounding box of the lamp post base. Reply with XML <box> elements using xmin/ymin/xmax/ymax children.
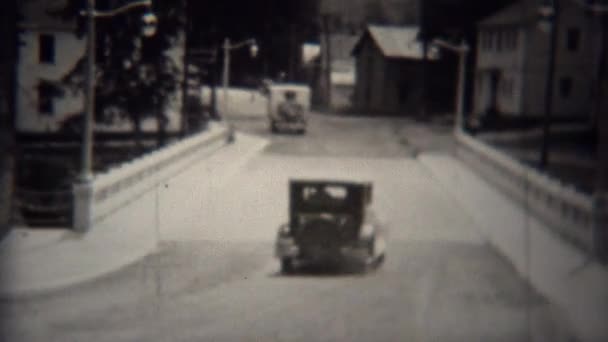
<box><xmin>227</xmin><ymin>123</ymin><xmax>236</xmax><ymax>144</ymax></box>
<box><xmin>73</xmin><ymin>179</ymin><xmax>94</xmax><ymax>233</ymax></box>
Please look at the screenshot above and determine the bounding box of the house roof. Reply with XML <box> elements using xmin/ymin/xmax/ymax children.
<box><xmin>478</xmin><ymin>1</ymin><xmax>537</xmax><ymax>27</ymax></box>
<box><xmin>352</xmin><ymin>25</ymin><xmax>436</xmax><ymax>60</ymax></box>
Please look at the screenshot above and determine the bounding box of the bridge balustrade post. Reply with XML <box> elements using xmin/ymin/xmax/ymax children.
<box><xmin>73</xmin><ymin>180</ymin><xmax>94</xmax><ymax>232</ymax></box>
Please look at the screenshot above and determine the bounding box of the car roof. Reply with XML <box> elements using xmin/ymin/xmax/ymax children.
<box><xmin>270</xmin><ymin>84</ymin><xmax>310</xmax><ymax>92</ymax></box>
<box><xmin>289</xmin><ymin>179</ymin><xmax>371</xmax><ymax>187</ymax></box>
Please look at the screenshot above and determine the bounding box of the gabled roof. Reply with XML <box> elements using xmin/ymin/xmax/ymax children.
<box><xmin>352</xmin><ymin>25</ymin><xmax>436</xmax><ymax>60</ymax></box>
<box><xmin>478</xmin><ymin>1</ymin><xmax>537</xmax><ymax>27</ymax></box>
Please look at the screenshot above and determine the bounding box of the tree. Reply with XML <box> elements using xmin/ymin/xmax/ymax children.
<box><xmin>53</xmin><ymin>0</ymin><xmax>186</xmax><ymax>148</ymax></box>
<box><xmin>187</xmin><ymin>0</ymin><xmax>321</xmax><ymax>84</ymax></box>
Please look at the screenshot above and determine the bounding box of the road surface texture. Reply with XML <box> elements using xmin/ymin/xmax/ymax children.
<box><xmin>1</xmin><ymin>113</ymin><xmax>575</xmax><ymax>341</ymax></box>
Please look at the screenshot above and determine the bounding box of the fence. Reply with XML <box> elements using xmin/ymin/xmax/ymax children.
<box><xmin>13</xmin><ymin>188</ymin><xmax>73</xmax><ymax>227</ymax></box>
<box><xmin>455</xmin><ymin>130</ymin><xmax>604</xmax><ymax>257</ymax></box>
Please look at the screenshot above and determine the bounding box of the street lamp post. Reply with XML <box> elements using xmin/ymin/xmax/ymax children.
<box><xmin>221</xmin><ymin>38</ymin><xmax>258</xmax><ymax>142</ymax></box>
<box><xmin>82</xmin><ymin>0</ymin><xmax>96</xmax><ymax>183</ymax></box>
<box><xmin>74</xmin><ymin>0</ymin><xmax>157</xmax><ymax>232</ymax></box>
<box><xmin>432</xmin><ymin>39</ymin><xmax>469</xmax><ymax>134</ymax></box>
<box><xmin>222</xmin><ymin>38</ymin><xmax>231</xmax><ymax>121</ymax></box>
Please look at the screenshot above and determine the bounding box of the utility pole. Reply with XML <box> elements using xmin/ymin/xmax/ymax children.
<box><xmin>210</xmin><ymin>64</ymin><xmax>218</xmax><ymax>119</ymax></box>
<box><xmin>418</xmin><ymin>0</ymin><xmax>429</xmax><ymax>120</ymax></box>
<box><xmin>540</xmin><ymin>0</ymin><xmax>559</xmax><ymax>170</ymax></box>
<box><xmin>322</xmin><ymin>14</ymin><xmax>332</xmax><ymax>110</ymax></box>
<box><xmin>594</xmin><ymin>13</ymin><xmax>608</xmax><ymax>261</ymax></box>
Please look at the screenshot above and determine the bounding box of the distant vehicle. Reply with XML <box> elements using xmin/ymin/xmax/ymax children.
<box><xmin>275</xmin><ymin>180</ymin><xmax>386</xmax><ymax>274</ymax></box>
<box><xmin>267</xmin><ymin>84</ymin><xmax>310</xmax><ymax>134</ymax></box>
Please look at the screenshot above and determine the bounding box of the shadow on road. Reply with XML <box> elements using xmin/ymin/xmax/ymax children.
<box><xmin>268</xmin><ymin>260</ymin><xmax>383</xmax><ymax>278</ymax></box>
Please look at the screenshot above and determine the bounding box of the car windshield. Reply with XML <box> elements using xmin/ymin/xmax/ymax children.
<box><xmin>301</xmin><ymin>185</ymin><xmax>348</xmax><ymax>205</ymax></box>
<box><xmin>291</xmin><ymin>183</ymin><xmax>364</xmax><ymax>218</ymax></box>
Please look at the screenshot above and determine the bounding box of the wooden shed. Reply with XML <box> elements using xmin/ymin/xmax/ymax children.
<box><xmin>351</xmin><ymin>25</ymin><xmax>441</xmax><ymax>115</ymax></box>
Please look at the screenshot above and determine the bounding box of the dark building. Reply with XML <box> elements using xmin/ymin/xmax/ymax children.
<box><xmin>351</xmin><ymin>25</ymin><xmax>454</xmax><ymax>115</ymax></box>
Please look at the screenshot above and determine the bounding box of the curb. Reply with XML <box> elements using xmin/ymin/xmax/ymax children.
<box><xmin>0</xmin><ymin>232</ymin><xmax>156</xmax><ymax>300</ymax></box>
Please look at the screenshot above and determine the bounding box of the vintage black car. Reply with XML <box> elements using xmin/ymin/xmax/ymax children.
<box><xmin>275</xmin><ymin>180</ymin><xmax>386</xmax><ymax>273</ymax></box>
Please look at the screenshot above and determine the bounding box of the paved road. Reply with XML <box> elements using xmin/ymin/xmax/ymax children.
<box><xmin>0</xmin><ymin>113</ymin><xmax>575</xmax><ymax>341</ymax></box>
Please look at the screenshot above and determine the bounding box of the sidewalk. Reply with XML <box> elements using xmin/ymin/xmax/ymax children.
<box><xmin>0</xmin><ymin>131</ymin><xmax>269</xmax><ymax>299</ymax></box>
<box><xmin>417</xmin><ymin>152</ymin><xmax>608</xmax><ymax>342</ymax></box>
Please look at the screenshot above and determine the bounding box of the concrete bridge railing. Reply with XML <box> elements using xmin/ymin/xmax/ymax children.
<box><xmin>73</xmin><ymin>123</ymin><xmax>230</xmax><ymax>231</ymax></box>
<box><xmin>455</xmin><ymin>130</ymin><xmax>605</xmax><ymax>258</ymax></box>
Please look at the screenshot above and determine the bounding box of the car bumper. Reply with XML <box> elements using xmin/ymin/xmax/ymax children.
<box><xmin>275</xmin><ymin>237</ymin><xmax>369</xmax><ymax>261</ymax></box>
<box><xmin>271</xmin><ymin>119</ymin><xmax>306</xmax><ymax>131</ymax></box>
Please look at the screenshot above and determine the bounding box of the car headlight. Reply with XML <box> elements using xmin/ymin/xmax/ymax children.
<box><xmin>360</xmin><ymin>223</ymin><xmax>375</xmax><ymax>238</ymax></box>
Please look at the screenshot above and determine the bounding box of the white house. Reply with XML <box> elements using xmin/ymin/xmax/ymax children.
<box><xmin>474</xmin><ymin>0</ymin><xmax>602</xmax><ymax>118</ymax></box>
<box><xmin>17</xmin><ymin>0</ymin><xmax>184</xmax><ymax>133</ymax></box>
<box><xmin>17</xmin><ymin>0</ymin><xmax>86</xmax><ymax>132</ymax></box>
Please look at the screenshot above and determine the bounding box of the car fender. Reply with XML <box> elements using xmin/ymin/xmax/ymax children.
<box><xmin>372</xmin><ymin>234</ymin><xmax>386</xmax><ymax>258</ymax></box>
<box><xmin>275</xmin><ymin>235</ymin><xmax>299</xmax><ymax>258</ymax></box>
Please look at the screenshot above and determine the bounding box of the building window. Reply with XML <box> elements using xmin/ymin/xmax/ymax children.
<box><xmin>39</xmin><ymin>34</ymin><xmax>55</xmax><ymax>64</ymax></box>
<box><xmin>501</xmin><ymin>78</ymin><xmax>507</xmax><ymax>96</ymax></box>
<box><xmin>505</xmin><ymin>30</ymin><xmax>518</xmax><ymax>50</ymax></box>
<box><xmin>38</xmin><ymin>83</ymin><xmax>54</xmax><ymax>114</ymax></box>
<box><xmin>566</xmin><ymin>27</ymin><xmax>580</xmax><ymax>51</ymax></box>
<box><xmin>483</xmin><ymin>31</ymin><xmax>491</xmax><ymax>50</ymax></box>
<box><xmin>559</xmin><ymin>77</ymin><xmax>573</xmax><ymax>98</ymax></box>
<box><xmin>481</xmin><ymin>31</ymin><xmax>491</xmax><ymax>51</ymax></box>
<box><xmin>496</xmin><ymin>30</ymin><xmax>503</xmax><ymax>51</ymax></box>
<box><xmin>500</xmin><ymin>78</ymin><xmax>515</xmax><ymax>98</ymax></box>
